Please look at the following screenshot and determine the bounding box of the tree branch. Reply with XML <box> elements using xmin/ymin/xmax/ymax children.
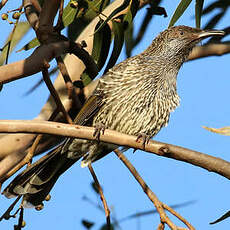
<box><xmin>188</xmin><ymin>43</ymin><xmax>230</xmax><ymax>61</ymax></box>
<box><xmin>0</xmin><ymin>120</ymin><xmax>230</xmax><ymax>182</ymax></box>
<box><xmin>0</xmin><ymin>41</ymin><xmax>70</xmax><ymax>84</ymax></box>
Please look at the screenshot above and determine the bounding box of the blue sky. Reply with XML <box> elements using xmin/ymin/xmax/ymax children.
<box><xmin>1</xmin><ymin>0</ymin><xmax>230</xmax><ymax>229</ymax></box>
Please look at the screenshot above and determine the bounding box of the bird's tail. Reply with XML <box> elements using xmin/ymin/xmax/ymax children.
<box><xmin>3</xmin><ymin>145</ymin><xmax>81</xmax><ymax>207</ymax></box>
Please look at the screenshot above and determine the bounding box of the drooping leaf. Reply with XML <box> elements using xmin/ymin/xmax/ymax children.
<box><xmin>195</xmin><ymin>0</ymin><xmax>204</xmax><ymax>28</ymax></box>
<box><xmin>203</xmin><ymin>126</ymin><xmax>230</xmax><ymax>136</ymax></box>
<box><xmin>202</xmin><ymin>1</ymin><xmax>230</xmax><ymax>15</ymax></box>
<box><xmin>123</xmin><ymin>0</ymin><xmax>139</xmax><ymax>26</ymax></box>
<box><xmin>67</xmin><ymin>0</ymin><xmax>110</xmax><ymax>41</ymax></box>
<box><xmin>91</xmin><ymin>19</ymin><xmax>111</xmax><ymax>70</ymax></box>
<box><xmin>0</xmin><ymin>22</ymin><xmax>31</xmax><ymax>65</ymax></box>
<box><xmin>81</xmin><ymin>72</ymin><xmax>92</xmax><ymax>86</ymax></box>
<box><xmin>210</xmin><ymin>210</ymin><xmax>230</xmax><ymax>224</ymax></box>
<box><xmin>204</xmin><ymin>12</ymin><xmax>224</xmax><ymax>30</ymax></box>
<box><xmin>123</xmin><ymin>0</ymin><xmax>139</xmax><ymax>57</ymax></box>
<box><xmin>104</xmin><ymin>20</ymin><xmax>124</xmax><ymax>73</ymax></box>
<box><xmin>169</xmin><ymin>0</ymin><xmax>192</xmax><ymax>27</ymax></box>
<box><xmin>62</xmin><ymin>1</ymin><xmax>78</xmax><ymax>27</ymax></box>
<box><xmin>17</xmin><ymin>37</ymin><xmax>40</xmax><ymax>52</ymax></box>
<box><xmin>124</xmin><ymin>20</ymin><xmax>133</xmax><ymax>57</ymax></box>
<box><xmin>81</xmin><ymin>19</ymin><xmax>111</xmax><ymax>85</ymax></box>
<box><xmin>94</xmin><ymin>0</ymin><xmax>132</xmax><ymax>34</ymax></box>
<box><xmin>87</xmin><ymin>0</ymin><xmax>110</xmax><ymax>17</ymax></box>
<box><xmin>68</xmin><ymin>18</ymin><xmax>89</xmax><ymax>41</ymax></box>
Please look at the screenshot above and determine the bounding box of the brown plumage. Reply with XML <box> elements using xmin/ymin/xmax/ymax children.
<box><xmin>3</xmin><ymin>26</ymin><xmax>224</xmax><ymax>206</ymax></box>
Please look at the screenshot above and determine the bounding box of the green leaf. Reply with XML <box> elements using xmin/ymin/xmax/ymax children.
<box><xmin>91</xmin><ymin>19</ymin><xmax>111</xmax><ymax>70</ymax></box>
<box><xmin>124</xmin><ymin>20</ymin><xmax>133</xmax><ymax>57</ymax></box>
<box><xmin>86</xmin><ymin>0</ymin><xmax>110</xmax><ymax>17</ymax></box>
<box><xmin>81</xmin><ymin>72</ymin><xmax>92</xmax><ymax>86</ymax></box>
<box><xmin>94</xmin><ymin>0</ymin><xmax>131</xmax><ymax>34</ymax></box>
<box><xmin>0</xmin><ymin>22</ymin><xmax>31</xmax><ymax>65</ymax></box>
<box><xmin>62</xmin><ymin>1</ymin><xmax>78</xmax><ymax>27</ymax></box>
<box><xmin>104</xmin><ymin>20</ymin><xmax>124</xmax><ymax>73</ymax></box>
<box><xmin>17</xmin><ymin>37</ymin><xmax>40</xmax><ymax>52</ymax></box>
<box><xmin>195</xmin><ymin>0</ymin><xmax>204</xmax><ymax>28</ymax></box>
<box><xmin>203</xmin><ymin>126</ymin><xmax>230</xmax><ymax>136</ymax></box>
<box><xmin>81</xmin><ymin>19</ymin><xmax>111</xmax><ymax>85</ymax></box>
<box><xmin>18</xmin><ymin>1</ymin><xmax>80</xmax><ymax>52</ymax></box>
<box><xmin>168</xmin><ymin>0</ymin><xmax>192</xmax><ymax>27</ymax></box>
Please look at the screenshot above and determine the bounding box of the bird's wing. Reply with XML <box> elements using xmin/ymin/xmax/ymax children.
<box><xmin>74</xmin><ymin>91</ymin><xmax>105</xmax><ymax>126</ymax></box>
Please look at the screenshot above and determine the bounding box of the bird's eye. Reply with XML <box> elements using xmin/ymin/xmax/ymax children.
<box><xmin>179</xmin><ymin>31</ymin><xmax>184</xmax><ymax>35</ymax></box>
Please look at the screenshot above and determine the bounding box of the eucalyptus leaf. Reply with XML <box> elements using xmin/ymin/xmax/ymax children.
<box><xmin>94</xmin><ymin>0</ymin><xmax>131</xmax><ymax>34</ymax></box>
<box><xmin>0</xmin><ymin>22</ymin><xmax>31</xmax><ymax>65</ymax></box>
<box><xmin>169</xmin><ymin>0</ymin><xmax>192</xmax><ymax>27</ymax></box>
<box><xmin>195</xmin><ymin>0</ymin><xmax>204</xmax><ymax>28</ymax></box>
<box><xmin>104</xmin><ymin>20</ymin><xmax>124</xmax><ymax>73</ymax></box>
<box><xmin>17</xmin><ymin>37</ymin><xmax>40</xmax><ymax>52</ymax></box>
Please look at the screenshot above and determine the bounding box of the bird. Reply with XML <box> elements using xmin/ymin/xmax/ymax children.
<box><xmin>3</xmin><ymin>25</ymin><xmax>225</xmax><ymax>207</ymax></box>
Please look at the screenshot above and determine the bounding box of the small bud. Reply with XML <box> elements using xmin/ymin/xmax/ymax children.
<box><xmin>45</xmin><ymin>194</ymin><xmax>51</xmax><ymax>201</ymax></box>
<box><xmin>21</xmin><ymin>220</ymin><xmax>26</xmax><ymax>228</ymax></box>
<box><xmin>12</xmin><ymin>12</ymin><xmax>21</xmax><ymax>20</ymax></box>
<box><xmin>35</xmin><ymin>203</ymin><xmax>44</xmax><ymax>211</ymax></box>
<box><xmin>70</xmin><ymin>0</ymin><xmax>78</xmax><ymax>8</ymax></box>
<box><xmin>1</xmin><ymin>13</ymin><xmax>8</xmax><ymax>20</ymax></box>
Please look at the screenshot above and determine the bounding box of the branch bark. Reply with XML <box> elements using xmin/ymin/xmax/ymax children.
<box><xmin>0</xmin><ymin>120</ymin><xmax>230</xmax><ymax>181</ymax></box>
<box><xmin>0</xmin><ymin>41</ymin><xmax>70</xmax><ymax>83</ymax></box>
<box><xmin>187</xmin><ymin>42</ymin><xmax>230</xmax><ymax>61</ymax></box>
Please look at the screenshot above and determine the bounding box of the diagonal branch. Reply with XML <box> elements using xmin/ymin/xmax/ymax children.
<box><xmin>88</xmin><ymin>164</ymin><xmax>111</xmax><ymax>229</ymax></box>
<box><xmin>114</xmin><ymin>149</ymin><xmax>176</xmax><ymax>229</ymax></box>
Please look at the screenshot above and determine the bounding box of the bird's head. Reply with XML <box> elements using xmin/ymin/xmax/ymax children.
<box><xmin>147</xmin><ymin>25</ymin><xmax>225</xmax><ymax>62</ymax></box>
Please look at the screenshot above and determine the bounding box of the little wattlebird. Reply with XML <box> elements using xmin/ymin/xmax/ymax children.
<box><xmin>3</xmin><ymin>26</ymin><xmax>224</xmax><ymax>207</ymax></box>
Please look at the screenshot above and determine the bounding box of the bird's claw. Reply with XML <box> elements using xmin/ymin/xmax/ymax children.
<box><xmin>93</xmin><ymin>123</ymin><xmax>105</xmax><ymax>141</ymax></box>
<box><xmin>136</xmin><ymin>133</ymin><xmax>151</xmax><ymax>150</ymax></box>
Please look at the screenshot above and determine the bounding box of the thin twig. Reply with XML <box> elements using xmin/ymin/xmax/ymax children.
<box><xmin>14</xmin><ymin>207</ymin><xmax>24</xmax><ymax>230</ymax></box>
<box><xmin>55</xmin><ymin>0</ymin><xmax>64</xmax><ymax>32</ymax></box>
<box><xmin>0</xmin><ymin>196</ymin><xmax>22</xmax><ymax>221</ymax></box>
<box><xmin>0</xmin><ymin>109</ymin><xmax>60</xmax><ymax>183</ymax></box>
<box><xmin>88</xmin><ymin>164</ymin><xmax>111</xmax><ymax>230</ymax></box>
<box><xmin>5</xmin><ymin>15</ymin><xmax>21</xmax><ymax>64</ymax></box>
<box><xmin>162</xmin><ymin>203</ymin><xmax>195</xmax><ymax>230</ymax></box>
<box><xmin>114</xmin><ymin>149</ymin><xmax>178</xmax><ymax>229</ymax></box>
<box><xmin>55</xmin><ymin>56</ymin><xmax>82</xmax><ymax>111</ymax></box>
<box><xmin>42</xmin><ymin>64</ymin><xmax>73</xmax><ymax>124</ymax></box>
<box><xmin>25</xmin><ymin>108</ymin><xmax>60</xmax><ymax>167</ymax></box>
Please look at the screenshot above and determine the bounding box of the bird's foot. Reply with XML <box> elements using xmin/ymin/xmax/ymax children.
<box><xmin>136</xmin><ymin>133</ymin><xmax>151</xmax><ymax>150</ymax></box>
<box><xmin>93</xmin><ymin>123</ymin><xmax>106</xmax><ymax>141</ymax></box>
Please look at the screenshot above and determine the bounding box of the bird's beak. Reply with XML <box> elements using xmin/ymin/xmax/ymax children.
<box><xmin>197</xmin><ymin>30</ymin><xmax>225</xmax><ymax>39</ymax></box>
